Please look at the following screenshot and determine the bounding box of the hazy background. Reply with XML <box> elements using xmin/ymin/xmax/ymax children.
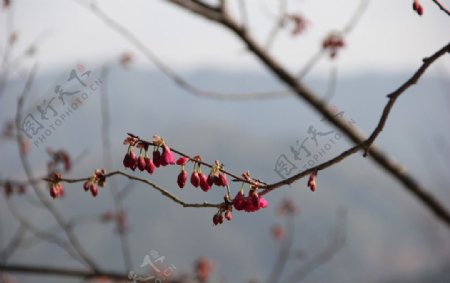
<box><xmin>0</xmin><ymin>0</ymin><xmax>450</xmax><ymax>282</ymax></box>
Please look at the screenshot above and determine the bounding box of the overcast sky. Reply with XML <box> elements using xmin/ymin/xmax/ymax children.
<box><xmin>3</xmin><ymin>0</ymin><xmax>450</xmax><ymax>75</ymax></box>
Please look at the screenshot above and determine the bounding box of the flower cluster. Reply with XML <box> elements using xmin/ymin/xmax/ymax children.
<box><xmin>212</xmin><ymin>195</ymin><xmax>234</xmax><ymax>226</ymax></box>
<box><xmin>322</xmin><ymin>33</ymin><xmax>345</xmax><ymax>59</ymax></box>
<box><xmin>123</xmin><ymin>135</ymin><xmax>230</xmax><ymax>194</ymax></box>
<box><xmin>183</xmin><ymin>157</ymin><xmax>229</xmax><ymax>192</ymax></box>
<box><xmin>232</xmin><ymin>171</ymin><xmax>269</xmax><ymax>213</ymax></box>
<box><xmin>48</xmin><ymin>172</ymin><xmax>64</xmax><ymax>199</ymax></box>
<box><xmin>121</xmin><ymin>135</ymin><xmax>271</xmax><ymax>226</ymax></box>
<box><xmin>83</xmin><ymin>169</ymin><xmax>106</xmax><ymax>197</ymax></box>
<box><xmin>123</xmin><ymin>135</ymin><xmax>174</xmax><ymax>173</ymax></box>
<box><xmin>412</xmin><ymin>0</ymin><xmax>424</xmax><ymax>15</ymax></box>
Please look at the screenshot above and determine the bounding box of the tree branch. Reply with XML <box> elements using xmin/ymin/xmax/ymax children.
<box><xmin>45</xmin><ymin>171</ymin><xmax>221</xmax><ymax>209</ymax></box>
<box><xmin>0</xmin><ymin>264</ymin><xmax>129</xmax><ymax>281</ymax></box>
<box><xmin>163</xmin><ymin>2</ymin><xmax>450</xmax><ymax>227</ymax></box>
<box><xmin>432</xmin><ymin>0</ymin><xmax>450</xmax><ymax>16</ymax></box>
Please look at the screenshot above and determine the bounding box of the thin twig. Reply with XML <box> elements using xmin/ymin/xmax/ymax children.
<box><xmin>264</xmin><ymin>0</ymin><xmax>287</xmax><ymax>50</ymax></box>
<box><xmin>432</xmin><ymin>0</ymin><xmax>450</xmax><ymax>16</ymax></box>
<box><xmin>15</xmin><ymin>65</ymin><xmax>100</xmax><ymax>271</ymax></box>
<box><xmin>0</xmin><ymin>225</ymin><xmax>26</xmax><ymax>262</ymax></box>
<box><xmin>266</xmin><ymin>215</ymin><xmax>295</xmax><ymax>283</ymax></box>
<box><xmin>100</xmin><ymin>64</ymin><xmax>133</xmax><ymax>271</ymax></box>
<box><xmin>71</xmin><ymin>0</ymin><xmax>288</xmax><ymax>101</ymax></box>
<box><xmin>4</xmin><ymin>198</ymin><xmax>83</xmax><ymax>264</ymax></box>
<box><xmin>45</xmin><ymin>171</ymin><xmax>222</xmax><ymax>208</ymax></box>
<box><xmin>297</xmin><ymin>0</ymin><xmax>369</xmax><ymax>79</ymax></box>
<box><xmin>283</xmin><ymin>209</ymin><xmax>347</xmax><ymax>283</ymax></box>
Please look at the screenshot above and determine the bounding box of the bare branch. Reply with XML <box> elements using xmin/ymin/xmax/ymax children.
<box><xmin>15</xmin><ymin>65</ymin><xmax>100</xmax><ymax>271</ymax></box>
<box><xmin>266</xmin><ymin>215</ymin><xmax>295</xmax><ymax>283</ymax></box>
<box><xmin>432</xmin><ymin>0</ymin><xmax>450</xmax><ymax>16</ymax></box>
<box><xmin>259</xmin><ymin>43</ymin><xmax>450</xmax><ymax>228</ymax></box>
<box><xmin>363</xmin><ymin>41</ymin><xmax>450</xmax><ymax>155</ymax></box>
<box><xmin>282</xmin><ymin>209</ymin><xmax>347</xmax><ymax>283</ymax></box>
<box><xmin>0</xmin><ymin>264</ymin><xmax>129</xmax><ymax>281</ymax></box>
<box><xmin>72</xmin><ymin>0</ymin><xmax>287</xmax><ymax>101</ymax></box>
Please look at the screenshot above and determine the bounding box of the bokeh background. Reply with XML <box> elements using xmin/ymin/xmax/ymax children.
<box><xmin>1</xmin><ymin>0</ymin><xmax>450</xmax><ymax>282</ymax></box>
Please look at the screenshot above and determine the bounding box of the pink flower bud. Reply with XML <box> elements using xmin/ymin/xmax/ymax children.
<box><xmin>219</xmin><ymin>173</ymin><xmax>228</xmax><ymax>187</ymax></box>
<box><xmin>50</xmin><ymin>186</ymin><xmax>58</xmax><ymax>198</ymax></box>
<box><xmin>207</xmin><ymin>174</ymin><xmax>215</xmax><ymax>186</ymax></box>
<box><xmin>212</xmin><ymin>213</ymin><xmax>224</xmax><ymax>226</ymax></box>
<box><xmin>199</xmin><ymin>172</ymin><xmax>211</xmax><ymax>192</ymax></box>
<box><xmin>89</xmin><ymin>183</ymin><xmax>98</xmax><ymax>197</ymax></box>
<box><xmin>161</xmin><ymin>145</ymin><xmax>175</xmax><ymax>166</ymax></box>
<box><xmin>213</xmin><ymin>175</ymin><xmax>222</xmax><ymax>186</ymax></box>
<box><xmin>144</xmin><ymin>157</ymin><xmax>155</xmax><ymax>174</ymax></box>
<box><xmin>213</xmin><ymin>214</ymin><xmax>221</xmax><ymax>226</ymax></box>
<box><xmin>129</xmin><ymin>151</ymin><xmax>138</xmax><ymax>171</ymax></box>
<box><xmin>176</xmin><ymin>157</ymin><xmax>189</xmax><ymax>166</ymax></box>
<box><xmin>153</xmin><ymin>150</ymin><xmax>161</xmax><ymax>168</ymax></box>
<box><xmin>137</xmin><ymin>156</ymin><xmax>146</xmax><ymax>171</ymax></box>
<box><xmin>233</xmin><ymin>191</ymin><xmax>246</xmax><ymax>211</ymax></box>
<box><xmin>83</xmin><ymin>181</ymin><xmax>90</xmax><ymax>192</ymax></box>
<box><xmin>225</xmin><ymin>211</ymin><xmax>232</xmax><ymax>221</ymax></box>
<box><xmin>123</xmin><ymin>152</ymin><xmax>131</xmax><ymax>168</ymax></box>
<box><xmin>259</xmin><ymin>197</ymin><xmax>269</xmax><ymax>209</ymax></box>
<box><xmin>250</xmin><ymin>190</ymin><xmax>259</xmax><ymax>207</ymax></box>
<box><xmin>191</xmin><ymin>171</ymin><xmax>200</xmax><ymax>187</ymax></box>
<box><xmin>177</xmin><ymin>170</ymin><xmax>188</xmax><ymax>189</ymax></box>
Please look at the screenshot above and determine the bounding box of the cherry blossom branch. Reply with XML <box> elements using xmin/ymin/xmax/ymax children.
<box><xmin>260</xmin><ymin>43</ymin><xmax>450</xmax><ymax>227</ymax></box>
<box><xmin>165</xmin><ymin>0</ymin><xmax>450</xmax><ymax>228</ymax></box>
<box><xmin>44</xmin><ymin>170</ymin><xmax>221</xmax><ymax>208</ymax></box>
<box><xmin>432</xmin><ymin>0</ymin><xmax>450</xmax><ymax>16</ymax></box>
<box><xmin>127</xmin><ymin>133</ymin><xmax>265</xmax><ymax>184</ymax></box>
